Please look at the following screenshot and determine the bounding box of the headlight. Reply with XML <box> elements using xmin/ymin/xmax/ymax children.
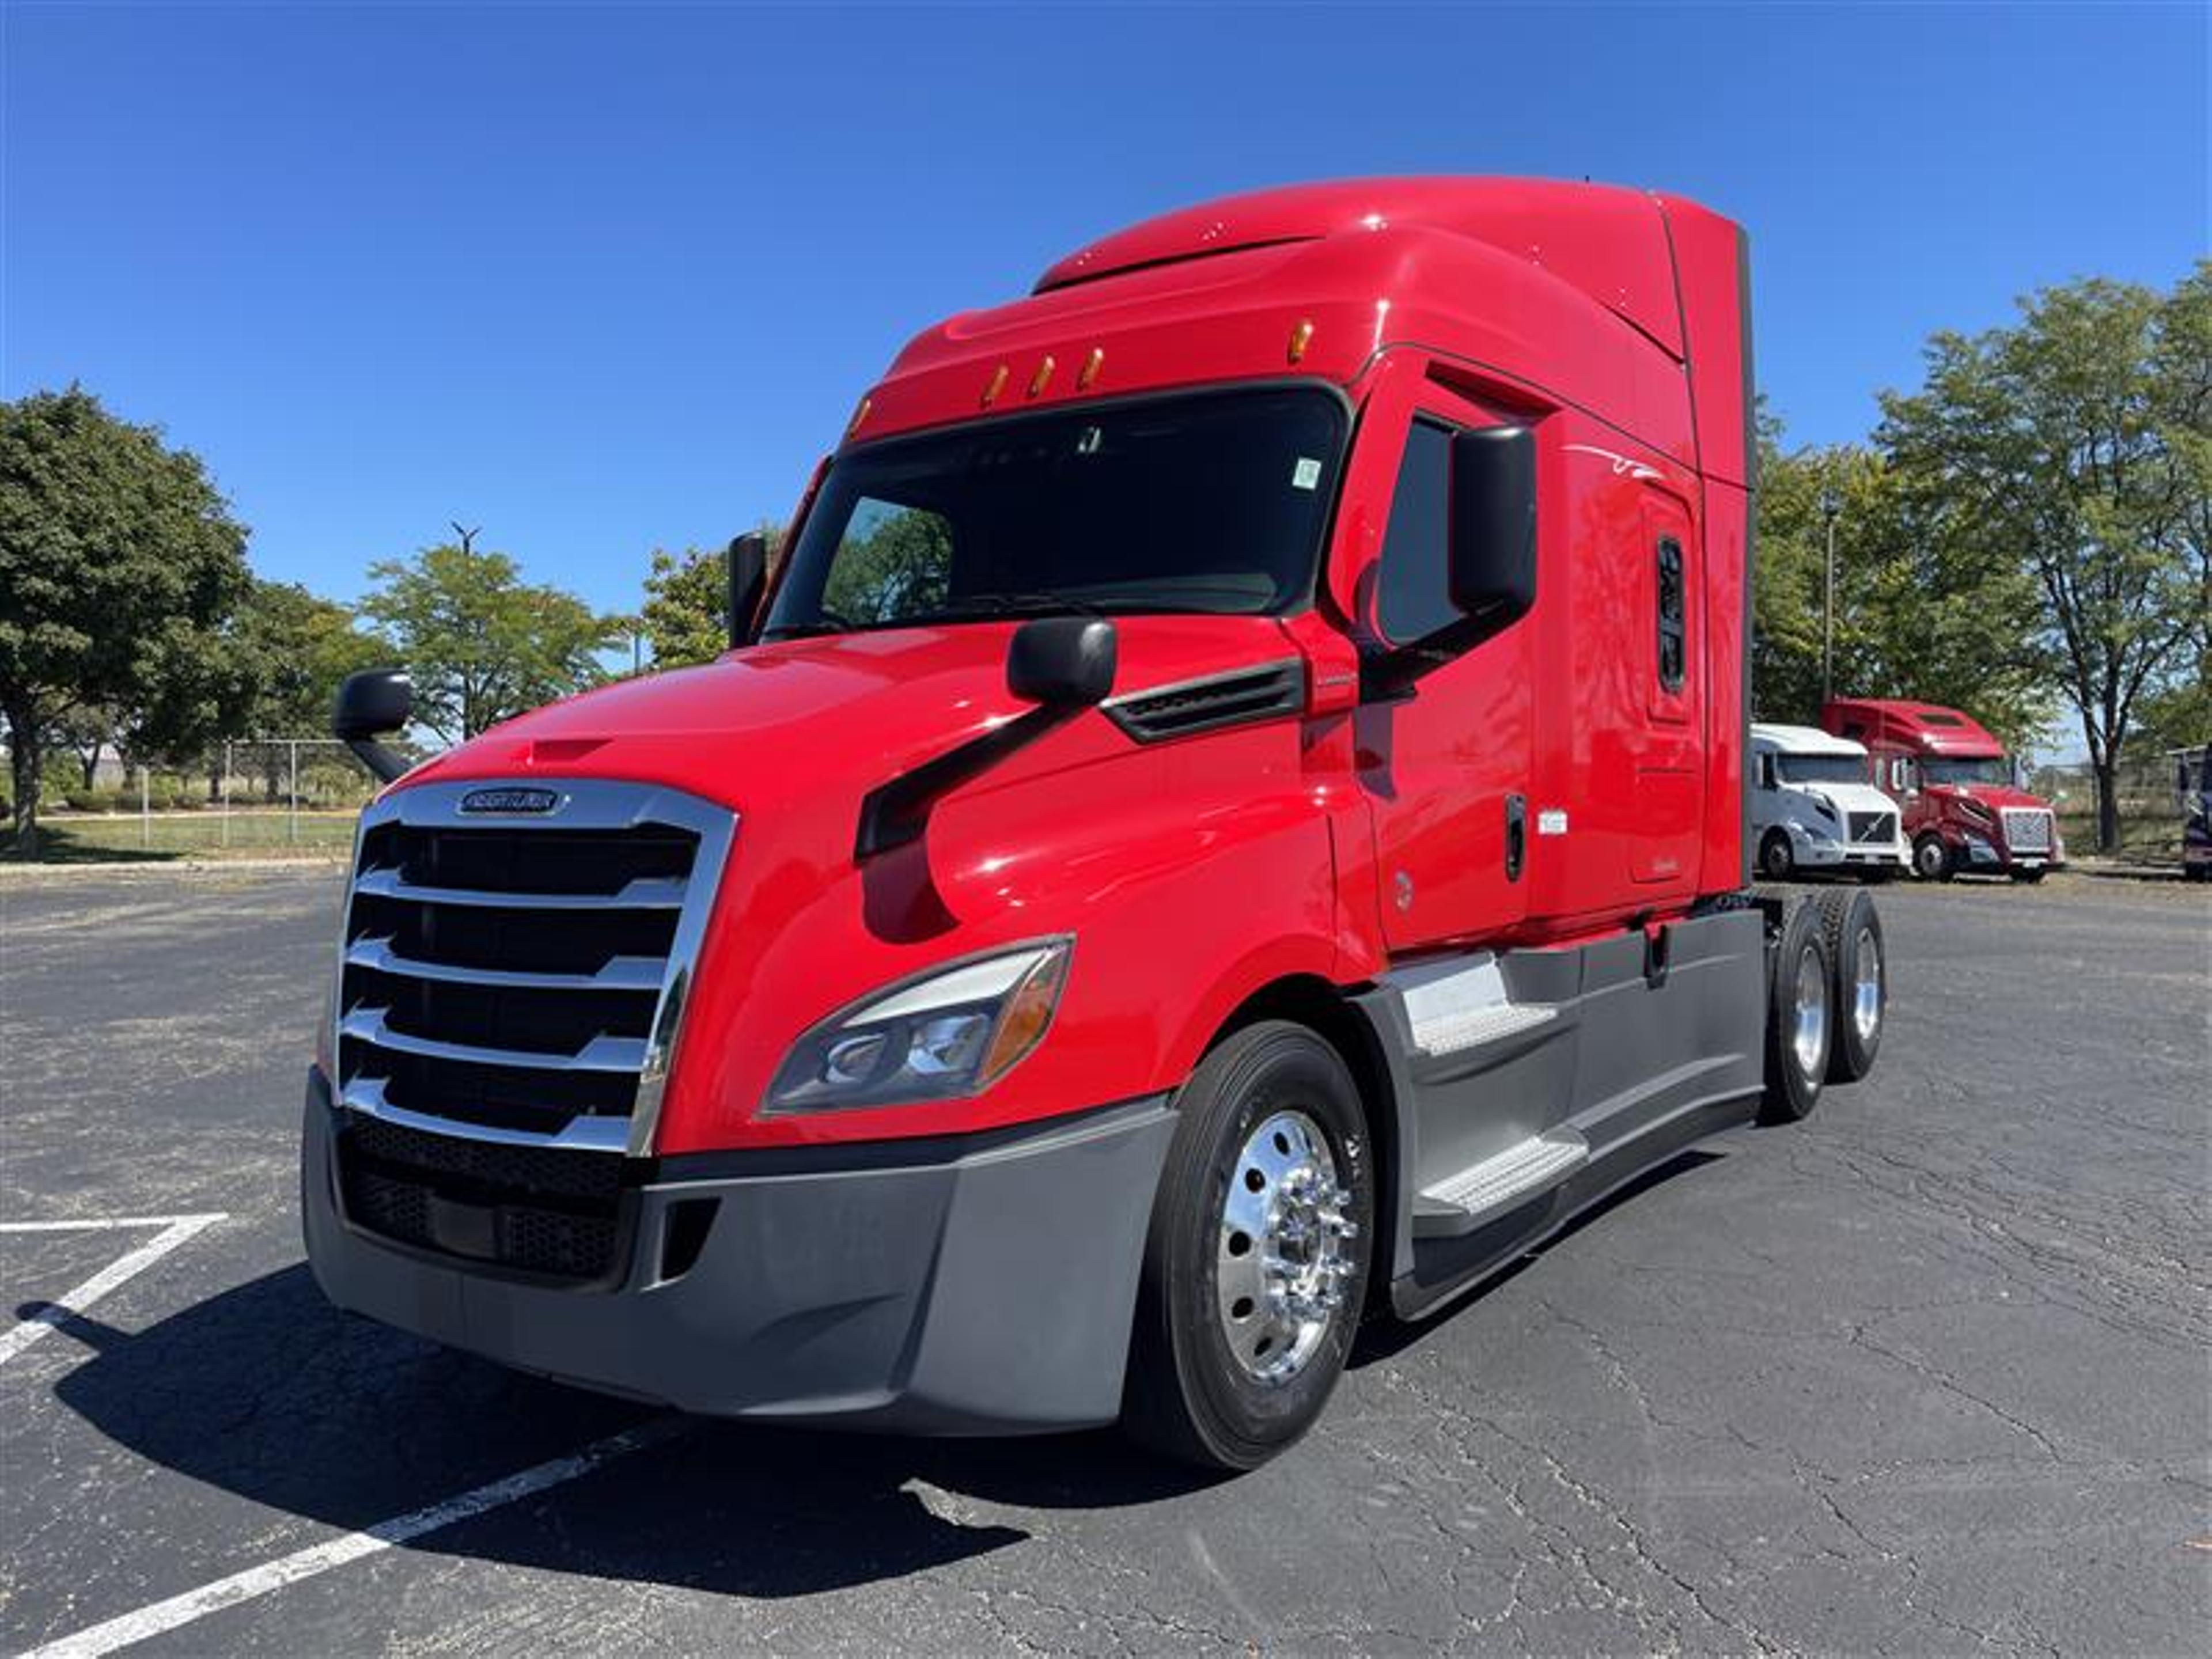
<box><xmin>766</xmin><ymin>939</ymin><xmax>1072</xmax><ymax>1113</ymax></box>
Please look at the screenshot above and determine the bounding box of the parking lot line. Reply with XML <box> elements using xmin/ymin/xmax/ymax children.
<box><xmin>24</xmin><ymin>1416</ymin><xmax>688</xmax><ymax>1659</ymax></box>
<box><xmin>0</xmin><ymin>1214</ymin><xmax>227</xmax><ymax>1369</ymax></box>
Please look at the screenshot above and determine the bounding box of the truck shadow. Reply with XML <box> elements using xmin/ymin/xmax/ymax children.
<box><xmin>44</xmin><ymin>1265</ymin><xmax>1218</xmax><ymax>1600</ymax></box>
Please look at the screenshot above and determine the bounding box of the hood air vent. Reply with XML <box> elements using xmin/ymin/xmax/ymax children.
<box><xmin>1104</xmin><ymin>660</ymin><xmax>1306</xmax><ymax>745</ymax></box>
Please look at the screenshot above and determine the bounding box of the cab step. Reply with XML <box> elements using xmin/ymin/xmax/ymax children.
<box><xmin>1412</xmin><ymin>1128</ymin><xmax>1589</xmax><ymax>1238</ymax></box>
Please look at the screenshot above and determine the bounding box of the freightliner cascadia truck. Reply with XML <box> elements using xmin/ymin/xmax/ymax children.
<box><xmin>306</xmin><ymin>179</ymin><xmax>1891</xmax><ymax>1470</ymax></box>
<box><xmin>1822</xmin><ymin>697</ymin><xmax>2063</xmax><ymax>881</ymax></box>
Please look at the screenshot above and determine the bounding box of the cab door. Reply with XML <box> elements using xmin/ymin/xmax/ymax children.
<box><xmin>1344</xmin><ymin>368</ymin><xmax>1535</xmax><ymax>952</ymax></box>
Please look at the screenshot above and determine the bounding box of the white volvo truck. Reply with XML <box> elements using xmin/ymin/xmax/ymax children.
<box><xmin>1751</xmin><ymin>723</ymin><xmax>1907</xmax><ymax>881</ymax></box>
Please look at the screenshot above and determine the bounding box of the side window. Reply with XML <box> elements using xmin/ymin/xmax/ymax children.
<box><xmin>821</xmin><ymin>497</ymin><xmax>953</xmax><ymax>623</ymax></box>
<box><xmin>1758</xmin><ymin>753</ymin><xmax>1778</xmax><ymax>791</ymax></box>
<box><xmin>1655</xmin><ymin>535</ymin><xmax>1686</xmax><ymax>693</ymax></box>
<box><xmin>1375</xmin><ymin>419</ymin><xmax>1455</xmax><ymax>644</ymax></box>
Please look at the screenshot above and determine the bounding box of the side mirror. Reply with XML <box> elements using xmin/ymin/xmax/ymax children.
<box><xmin>1448</xmin><ymin>425</ymin><xmax>1537</xmax><ymax>626</ymax></box>
<box><xmin>1007</xmin><ymin>616</ymin><xmax>1117</xmax><ymax>708</ymax></box>
<box><xmin>333</xmin><ymin>668</ymin><xmax>414</xmax><ymax>785</ymax></box>
<box><xmin>728</xmin><ymin>531</ymin><xmax>770</xmax><ymax>648</ymax></box>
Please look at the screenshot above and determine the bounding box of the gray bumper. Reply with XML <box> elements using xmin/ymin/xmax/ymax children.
<box><xmin>302</xmin><ymin>1072</ymin><xmax>1175</xmax><ymax>1433</ymax></box>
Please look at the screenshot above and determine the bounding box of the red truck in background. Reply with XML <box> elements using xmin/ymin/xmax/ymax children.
<box><xmin>307</xmin><ymin>179</ymin><xmax>1892</xmax><ymax>1471</ymax></box>
<box><xmin>1821</xmin><ymin>698</ymin><xmax>2064</xmax><ymax>882</ymax></box>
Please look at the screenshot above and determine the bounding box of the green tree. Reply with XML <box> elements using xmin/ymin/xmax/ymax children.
<box><xmin>641</xmin><ymin>546</ymin><xmax>730</xmax><ymax>670</ymax></box>
<box><xmin>1755</xmin><ymin>433</ymin><xmax>2048</xmax><ymax>745</ymax></box>
<box><xmin>361</xmin><ymin>533</ymin><xmax>619</xmax><ymax>744</ymax></box>
<box><xmin>638</xmin><ymin>523</ymin><xmax>786</xmax><ymax>671</ymax></box>
<box><xmin>0</xmin><ymin>387</ymin><xmax>252</xmax><ymax>853</ymax></box>
<box><xmin>227</xmin><ymin>580</ymin><xmax>391</xmax><ymax>796</ymax></box>
<box><xmin>1878</xmin><ymin>267</ymin><xmax>2212</xmax><ymax>849</ymax></box>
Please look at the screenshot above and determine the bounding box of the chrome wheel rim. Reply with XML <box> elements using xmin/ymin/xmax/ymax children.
<box><xmin>1852</xmin><ymin>927</ymin><xmax>1882</xmax><ymax>1043</ymax></box>
<box><xmin>1792</xmin><ymin>945</ymin><xmax>1828</xmax><ymax>1078</ymax></box>
<box><xmin>1215</xmin><ymin>1110</ymin><xmax>1357</xmax><ymax>1384</ymax></box>
<box><xmin>1916</xmin><ymin>840</ymin><xmax>1942</xmax><ymax>878</ymax></box>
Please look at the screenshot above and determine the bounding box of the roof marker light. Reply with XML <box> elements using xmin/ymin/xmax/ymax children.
<box><xmin>1078</xmin><ymin>347</ymin><xmax>1104</xmax><ymax>390</ymax></box>
<box><xmin>846</xmin><ymin>395</ymin><xmax>872</xmax><ymax>437</ymax></box>
<box><xmin>1287</xmin><ymin>319</ymin><xmax>1315</xmax><ymax>364</ymax></box>
<box><xmin>982</xmin><ymin>364</ymin><xmax>1009</xmax><ymax>407</ymax></box>
<box><xmin>1028</xmin><ymin>355</ymin><xmax>1055</xmax><ymax>397</ymax></box>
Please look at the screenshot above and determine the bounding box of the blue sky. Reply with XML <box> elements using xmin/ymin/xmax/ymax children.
<box><xmin>5</xmin><ymin>2</ymin><xmax>2206</xmax><ymax>622</ymax></box>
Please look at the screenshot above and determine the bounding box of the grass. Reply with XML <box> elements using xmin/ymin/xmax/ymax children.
<box><xmin>1</xmin><ymin>810</ymin><xmax>359</xmax><ymax>864</ymax></box>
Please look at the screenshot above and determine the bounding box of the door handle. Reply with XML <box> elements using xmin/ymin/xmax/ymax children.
<box><xmin>1505</xmin><ymin>794</ymin><xmax>1526</xmax><ymax>882</ymax></box>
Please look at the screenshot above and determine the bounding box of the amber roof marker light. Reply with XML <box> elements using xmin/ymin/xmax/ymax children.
<box><xmin>846</xmin><ymin>394</ymin><xmax>872</xmax><ymax>438</ymax></box>
<box><xmin>1078</xmin><ymin>347</ymin><xmax>1105</xmax><ymax>390</ymax></box>
<box><xmin>1028</xmin><ymin>355</ymin><xmax>1056</xmax><ymax>398</ymax></box>
<box><xmin>1288</xmin><ymin>319</ymin><xmax>1315</xmax><ymax>364</ymax></box>
<box><xmin>982</xmin><ymin>363</ymin><xmax>1010</xmax><ymax>407</ymax></box>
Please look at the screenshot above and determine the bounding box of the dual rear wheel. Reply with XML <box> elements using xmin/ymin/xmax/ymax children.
<box><xmin>1760</xmin><ymin>888</ymin><xmax>1885</xmax><ymax>1123</ymax></box>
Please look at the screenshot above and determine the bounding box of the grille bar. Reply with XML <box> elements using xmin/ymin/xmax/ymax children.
<box><xmin>345</xmin><ymin>935</ymin><xmax>668</xmax><ymax>992</ymax></box>
<box><xmin>352</xmin><ymin>867</ymin><xmax>688</xmax><ymax>910</ymax></box>
<box><xmin>342</xmin><ymin>1005</ymin><xmax>649</xmax><ymax>1073</ymax></box>
<box><xmin>340</xmin><ymin>1078</ymin><xmax>629</xmax><ymax>1153</ymax></box>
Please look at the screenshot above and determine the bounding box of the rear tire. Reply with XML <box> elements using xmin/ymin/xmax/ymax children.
<box><xmin>2010</xmin><ymin>868</ymin><xmax>2046</xmax><ymax>884</ymax></box>
<box><xmin>1122</xmin><ymin>1021</ymin><xmax>1374</xmax><ymax>1471</ymax></box>
<box><xmin>1759</xmin><ymin>903</ymin><xmax>1832</xmax><ymax>1124</ymax></box>
<box><xmin>1816</xmin><ymin>889</ymin><xmax>1884</xmax><ymax>1083</ymax></box>
<box><xmin>1760</xmin><ymin>830</ymin><xmax>1796</xmax><ymax>882</ymax></box>
<box><xmin>1911</xmin><ymin>833</ymin><xmax>1954</xmax><ymax>882</ymax></box>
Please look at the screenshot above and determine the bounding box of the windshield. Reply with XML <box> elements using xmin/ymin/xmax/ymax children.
<box><xmin>764</xmin><ymin>387</ymin><xmax>1347</xmax><ymax>637</ymax></box>
<box><xmin>1777</xmin><ymin>753</ymin><xmax>1868</xmax><ymax>786</ymax></box>
<box><xmin>1922</xmin><ymin>755</ymin><xmax>2012</xmax><ymax>787</ymax></box>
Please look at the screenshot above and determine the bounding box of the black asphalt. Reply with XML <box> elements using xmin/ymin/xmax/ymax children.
<box><xmin>1</xmin><ymin>866</ymin><xmax>2206</xmax><ymax>1655</ymax></box>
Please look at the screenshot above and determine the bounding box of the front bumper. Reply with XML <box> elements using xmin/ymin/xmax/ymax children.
<box><xmin>301</xmin><ymin>1070</ymin><xmax>1175</xmax><ymax>1432</ymax></box>
<box><xmin>1789</xmin><ymin>828</ymin><xmax>1906</xmax><ymax>870</ymax></box>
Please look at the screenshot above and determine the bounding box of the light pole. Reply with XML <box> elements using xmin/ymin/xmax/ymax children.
<box><xmin>1819</xmin><ymin>484</ymin><xmax>1841</xmax><ymax>707</ymax></box>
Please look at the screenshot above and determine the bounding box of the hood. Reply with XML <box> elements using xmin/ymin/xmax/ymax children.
<box><xmin>1926</xmin><ymin>782</ymin><xmax>2052</xmax><ymax>815</ymax></box>
<box><xmin>396</xmin><ymin>613</ymin><xmax>1301</xmax><ymax>817</ymax></box>
<box><xmin>1786</xmin><ymin>781</ymin><xmax>1901</xmax><ymax>820</ymax></box>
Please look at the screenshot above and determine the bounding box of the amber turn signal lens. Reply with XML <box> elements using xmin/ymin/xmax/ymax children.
<box><xmin>980</xmin><ymin>945</ymin><xmax>1071</xmax><ymax>1086</ymax></box>
<box><xmin>1287</xmin><ymin>319</ymin><xmax>1315</xmax><ymax>363</ymax></box>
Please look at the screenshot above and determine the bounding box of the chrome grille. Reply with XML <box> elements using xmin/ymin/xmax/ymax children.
<box><xmin>2001</xmin><ymin>807</ymin><xmax>2052</xmax><ymax>853</ymax></box>
<box><xmin>1849</xmin><ymin>810</ymin><xmax>1897</xmax><ymax>845</ymax></box>
<box><xmin>327</xmin><ymin>779</ymin><xmax>734</xmax><ymax>1278</ymax></box>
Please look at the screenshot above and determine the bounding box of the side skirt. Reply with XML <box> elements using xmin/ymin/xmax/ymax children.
<box><xmin>1349</xmin><ymin>906</ymin><xmax>1767</xmax><ymax>1320</ymax></box>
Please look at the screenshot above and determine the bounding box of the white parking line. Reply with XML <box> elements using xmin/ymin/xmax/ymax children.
<box><xmin>24</xmin><ymin>1417</ymin><xmax>688</xmax><ymax>1659</ymax></box>
<box><xmin>0</xmin><ymin>1214</ymin><xmax>228</xmax><ymax>1368</ymax></box>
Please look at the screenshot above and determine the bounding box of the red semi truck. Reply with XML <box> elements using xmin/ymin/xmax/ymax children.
<box><xmin>306</xmin><ymin>179</ymin><xmax>1891</xmax><ymax>1469</ymax></box>
<box><xmin>1820</xmin><ymin>698</ymin><xmax>2064</xmax><ymax>882</ymax></box>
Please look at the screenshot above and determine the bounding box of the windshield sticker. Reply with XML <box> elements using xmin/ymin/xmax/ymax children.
<box><xmin>1291</xmin><ymin>457</ymin><xmax>1322</xmax><ymax>490</ymax></box>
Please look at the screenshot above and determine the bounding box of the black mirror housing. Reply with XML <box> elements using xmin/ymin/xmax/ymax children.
<box><xmin>333</xmin><ymin>668</ymin><xmax>413</xmax><ymax>741</ymax></box>
<box><xmin>1448</xmin><ymin>425</ymin><xmax>1537</xmax><ymax>626</ymax></box>
<box><xmin>333</xmin><ymin>668</ymin><xmax>415</xmax><ymax>785</ymax></box>
<box><xmin>728</xmin><ymin>531</ymin><xmax>771</xmax><ymax>649</ymax></box>
<box><xmin>1007</xmin><ymin>617</ymin><xmax>1118</xmax><ymax>708</ymax></box>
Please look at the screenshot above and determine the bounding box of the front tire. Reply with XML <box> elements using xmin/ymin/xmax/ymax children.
<box><xmin>1912</xmin><ymin>833</ymin><xmax>1954</xmax><ymax>882</ymax></box>
<box><xmin>1760</xmin><ymin>829</ymin><xmax>1797</xmax><ymax>882</ymax></box>
<box><xmin>1759</xmin><ymin>903</ymin><xmax>1833</xmax><ymax>1124</ymax></box>
<box><xmin>2010</xmin><ymin>868</ymin><xmax>2046</xmax><ymax>884</ymax></box>
<box><xmin>1122</xmin><ymin>1021</ymin><xmax>1374</xmax><ymax>1471</ymax></box>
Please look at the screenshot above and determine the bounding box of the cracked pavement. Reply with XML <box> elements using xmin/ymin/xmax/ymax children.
<box><xmin>1</xmin><ymin>866</ymin><xmax>2206</xmax><ymax>1654</ymax></box>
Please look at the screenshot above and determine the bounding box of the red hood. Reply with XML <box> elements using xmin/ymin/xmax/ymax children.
<box><xmin>1927</xmin><ymin>782</ymin><xmax>2052</xmax><ymax>815</ymax></box>
<box><xmin>396</xmin><ymin>613</ymin><xmax>1302</xmax><ymax>816</ymax></box>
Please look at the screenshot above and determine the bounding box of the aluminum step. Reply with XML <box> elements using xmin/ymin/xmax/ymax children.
<box><xmin>1398</xmin><ymin>952</ymin><xmax>1559</xmax><ymax>1057</ymax></box>
<box><xmin>1414</xmin><ymin>1128</ymin><xmax>1589</xmax><ymax>1238</ymax></box>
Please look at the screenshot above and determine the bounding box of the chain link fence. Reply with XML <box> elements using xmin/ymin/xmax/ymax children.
<box><xmin>25</xmin><ymin>737</ymin><xmax>402</xmax><ymax>859</ymax></box>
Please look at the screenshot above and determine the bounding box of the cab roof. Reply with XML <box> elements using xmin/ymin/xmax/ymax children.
<box><xmin>1753</xmin><ymin>722</ymin><xmax>1866</xmax><ymax>757</ymax></box>
<box><xmin>1825</xmin><ymin>699</ymin><xmax>2005</xmax><ymax>756</ymax></box>
<box><xmin>1035</xmin><ymin>177</ymin><xmax>1688</xmax><ymax>358</ymax></box>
